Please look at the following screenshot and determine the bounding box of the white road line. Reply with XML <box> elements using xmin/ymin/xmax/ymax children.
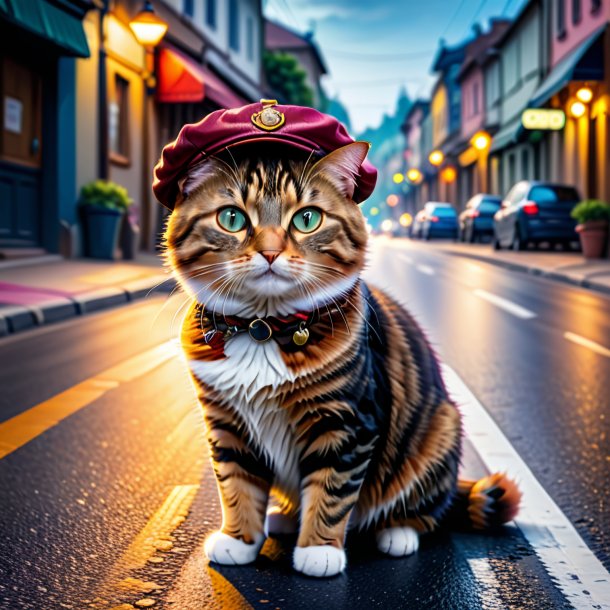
<box><xmin>473</xmin><ymin>288</ymin><xmax>536</xmax><ymax>319</ymax></box>
<box><xmin>564</xmin><ymin>332</ymin><xmax>610</xmax><ymax>359</ymax></box>
<box><xmin>443</xmin><ymin>364</ymin><xmax>610</xmax><ymax>610</ymax></box>
<box><xmin>416</xmin><ymin>264</ymin><xmax>435</xmax><ymax>276</ymax></box>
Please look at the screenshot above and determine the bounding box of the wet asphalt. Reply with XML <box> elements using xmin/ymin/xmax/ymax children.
<box><xmin>0</xmin><ymin>237</ymin><xmax>608</xmax><ymax>609</ymax></box>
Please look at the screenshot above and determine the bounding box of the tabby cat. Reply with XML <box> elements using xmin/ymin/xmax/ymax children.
<box><xmin>164</xmin><ymin>141</ymin><xmax>520</xmax><ymax>578</ymax></box>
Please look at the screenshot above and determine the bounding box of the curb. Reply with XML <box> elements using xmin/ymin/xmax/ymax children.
<box><xmin>0</xmin><ymin>275</ymin><xmax>177</xmax><ymax>338</ymax></box>
<box><xmin>440</xmin><ymin>249</ymin><xmax>610</xmax><ymax>296</ymax></box>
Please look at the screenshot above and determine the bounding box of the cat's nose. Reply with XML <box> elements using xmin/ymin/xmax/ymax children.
<box><xmin>260</xmin><ymin>250</ymin><xmax>280</xmax><ymax>265</ymax></box>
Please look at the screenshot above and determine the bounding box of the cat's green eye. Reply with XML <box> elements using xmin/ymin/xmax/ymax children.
<box><xmin>292</xmin><ymin>208</ymin><xmax>322</xmax><ymax>233</ymax></box>
<box><xmin>217</xmin><ymin>207</ymin><xmax>247</xmax><ymax>233</ymax></box>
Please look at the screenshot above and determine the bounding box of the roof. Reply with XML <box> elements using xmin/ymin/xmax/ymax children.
<box><xmin>457</xmin><ymin>19</ymin><xmax>512</xmax><ymax>81</ymax></box>
<box><xmin>431</xmin><ymin>37</ymin><xmax>469</xmax><ymax>73</ymax></box>
<box><xmin>400</xmin><ymin>99</ymin><xmax>430</xmax><ymax>134</ymax></box>
<box><xmin>265</xmin><ymin>19</ymin><xmax>328</xmax><ymax>75</ymax></box>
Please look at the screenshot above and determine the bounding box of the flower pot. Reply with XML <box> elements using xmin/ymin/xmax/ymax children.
<box><xmin>81</xmin><ymin>206</ymin><xmax>124</xmax><ymax>260</ymax></box>
<box><xmin>576</xmin><ymin>220</ymin><xmax>609</xmax><ymax>259</ymax></box>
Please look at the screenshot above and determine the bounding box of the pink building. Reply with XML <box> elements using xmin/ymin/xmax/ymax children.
<box><xmin>456</xmin><ymin>20</ymin><xmax>510</xmax><ymax>206</ymax></box>
<box><xmin>532</xmin><ymin>0</ymin><xmax>610</xmax><ymax>202</ymax></box>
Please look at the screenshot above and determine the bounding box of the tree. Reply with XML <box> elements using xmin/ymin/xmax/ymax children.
<box><xmin>263</xmin><ymin>51</ymin><xmax>315</xmax><ymax>108</ymax></box>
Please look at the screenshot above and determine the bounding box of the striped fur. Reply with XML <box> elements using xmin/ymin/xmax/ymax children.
<box><xmin>164</xmin><ymin>142</ymin><xmax>520</xmax><ymax>577</ymax></box>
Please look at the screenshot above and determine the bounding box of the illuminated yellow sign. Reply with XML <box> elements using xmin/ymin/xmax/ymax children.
<box><xmin>521</xmin><ymin>109</ymin><xmax>566</xmax><ymax>131</ymax></box>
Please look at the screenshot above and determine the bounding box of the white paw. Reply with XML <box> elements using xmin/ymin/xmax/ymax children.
<box><xmin>293</xmin><ymin>545</ymin><xmax>346</xmax><ymax>577</ymax></box>
<box><xmin>265</xmin><ymin>510</ymin><xmax>298</xmax><ymax>535</ymax></box>
<box><xmin>376</xmin><ymin>526</ymin><xmax>419</xmax><ymax>557</ymax></box>
<box><xmin>204</xmin><ymin>531</ymin><xmax>263</xmax><ymax>565</ymax></box>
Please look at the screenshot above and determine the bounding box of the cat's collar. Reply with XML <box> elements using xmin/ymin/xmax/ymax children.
<box><xmin>194</xmin><ymin>298</ymin><xmax>350</xmax><ymax>350</ymax></box>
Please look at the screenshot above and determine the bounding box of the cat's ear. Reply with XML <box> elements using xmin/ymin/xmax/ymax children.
<box><xmin>178</xmin><ymin>158</ymin><xmax>220</xmax><ymax>199</ymax></box>
<box><xmin>310</xmin><ymin>141</ymin><xmax>370</xmax><ymax>199</ymax></box>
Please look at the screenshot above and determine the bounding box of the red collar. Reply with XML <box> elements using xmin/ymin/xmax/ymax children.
<box><xmin>194</xmin><ymin>297</ymin><xmax>350</xmax><ymax>351</ymax></box>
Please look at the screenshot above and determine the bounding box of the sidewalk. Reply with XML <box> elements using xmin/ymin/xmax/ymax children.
<box><xmin>416</xmin><ymin>240</ymin><xmax>610</xmax><ymax>294</ymax></box>
<box><xmin>0</xmin><ymin>255</ymin><xmax>176</xmax><ymax>337</ymax></box>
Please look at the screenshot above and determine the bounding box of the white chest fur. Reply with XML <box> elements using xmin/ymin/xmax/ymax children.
<box><xmin>188</xmin><ymin>334</ymin><xmax>301</xmax><ymax>498</ymax></box>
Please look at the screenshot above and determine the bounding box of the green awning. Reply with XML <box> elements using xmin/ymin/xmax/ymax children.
<box><xmin>530</xmin><ymin>25</ymin><xmax>605</xmax><ymax>108</ymax></box>
<box><xmin>0</xmin><ymin>0</ymin><xmax>90</xmax><ymax>57</ymax></box>
<box><xmin>489</xmin><ymin>118</ymin><xmax>523</xmax><ymax>154</ymax></box>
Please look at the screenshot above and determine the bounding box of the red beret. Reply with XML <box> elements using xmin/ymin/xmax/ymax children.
<box><xmin>153</xmin><ymin>100</ymin><xmax>377</xmax><ymax>210</ymax></box>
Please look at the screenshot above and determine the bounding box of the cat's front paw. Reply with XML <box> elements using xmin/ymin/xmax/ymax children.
<box><xmin>376</xmin><ymin>526</ymin><xmax>419</xmax><ymax>557</ymax></box>
<box><xmin>204</xmin><ymin>531</ymin><xmax>263</xmax><ymax>565</ymax></box>
<box><xmin>293</xmin><ymin>545</ymin><xmax>346</xmax><ymax>577</ymax></box>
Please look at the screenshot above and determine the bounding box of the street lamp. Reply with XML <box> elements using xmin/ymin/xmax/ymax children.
<box><xmin>386</xmin><ymin>194</ymin><xmax>399</xmax><ymax>207</ymax></box>
<box><xmin>471</xmin><ymin>131</ymin><xmax>491</xmax><ymax>151</ymax></box>
<box><xmin>429</xmin><ymin>150</ymin><xmax>444</xmax><ymax>166</ymax></box>
<box><xmin>569</xmin><ymin>101</ymin><xmax>587</xmax><ymax>118</ymax></box>
<box><xmin>129</xmin><ymin>1</ymin><xmax>168</xmax><ymax>47</ymax></box>
<box><xmin>440</xmin><ymin>166</ymin><xmax>457</xmax><ymax>183</ymax></box>
<box><xmin>392</xmin><ymin>172</ymin><xmax>404</xmax><ymax>184</ymax></box>
<box><xmin>406</xmin><ymin>168</ymin><xmax>423</xmax><ymax>184</ymax></box>
<box><xmin>575</xmin><ymin>87</ymin><xmax>593</xmax><ymax>104</ymax></box>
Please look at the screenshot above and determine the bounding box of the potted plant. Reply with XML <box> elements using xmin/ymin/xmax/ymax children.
<box><xmin>79</xmin><ymin>180</ymin><xmax>133</xmax><ymax>260</ymax></box>
<box><xmin>571</xmin><ymin>199</ymin><xmax>610</xmax><ymax>259</ymax></box>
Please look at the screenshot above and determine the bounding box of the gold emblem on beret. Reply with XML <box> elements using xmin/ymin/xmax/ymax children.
<box><xmin>252</xmin><ymin>99</ymin><xmax>285</xmax><ymax>131</ymax></box>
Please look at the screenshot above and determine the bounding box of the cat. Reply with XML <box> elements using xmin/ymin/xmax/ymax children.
<box><xmin>163</xmin><ymin>141</ymin><xmax>520</xmax><ymax>578</ymax></box>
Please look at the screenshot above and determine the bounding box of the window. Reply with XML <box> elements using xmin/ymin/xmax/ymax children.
<box><xmin>183</xmin><ymin>0</ymin><xmax>194</xmax><ymax>18</ymax></box>
<box><xmin>246</xmin><ymin>16</ymin><xmax>254</xmax><ymax>61</ymax></box>
<box><xmin>521</xmin><ymin>148</ymin><xmax>529</xmax><ymax>180</ymax></box>
<box><xmin>229</xmin><ymin>0</ymin><xmax>240</xmax><ymax>51</ymax></box>
<box><xmin>573</xmin><ymin>0</ymin><xmax>581</xmax><ymax>23</ymax></box>
<box><xmin>206</xmin><ymin>0</ymin><xmax>217</xmax><ymax>28</ymax></box>
<box><xmin>591</xmin><ymin>0</ymin><xmax>601</xmax><ymax>13</ymax></box>
<box><xmin>473</xmin><ymin>82</ymin><xmax>480</xmax><ymax>116</ymax></box>
<box><xmin>557</xmin><ymin>0</ymin><xmax>566</xmax><ymax>38</ymax></box>
<box><xmin>109</xmin><ymin>74</ymin><xmax>129</xmax><ymax>163</ymax></box>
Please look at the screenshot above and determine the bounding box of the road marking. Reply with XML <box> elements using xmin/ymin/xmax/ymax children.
<box><xmin>0</xmin><ymin>340</ymin><xmax>179</xmax><ymax>460</ymax></box>
<box><xmin>443</xmin><ymin>364</ymin><xmax>610</xmax><ymax>610</ymax></box>
<box><xmin>473</xmin><ymin>288</ymin><xmax>536</xmax><ymax>319</ymax></box>
<box><xmin>564</xmin><ymin>332</ymin><xmax>610</xmax><ymax>359</ymax></box>
<box><xmin>416</xmin><ymin>264</ymin><xmax>435</xmax><ymax>276</ymax></box>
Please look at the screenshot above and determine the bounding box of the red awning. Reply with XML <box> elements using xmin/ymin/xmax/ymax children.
<box><xmin>156</xmin><ymin>46</ymin><xmax>249</xmax><ymax>109</ymax></box>
<box><xmin>198</xmin><ymin>65</ymin><xmax>248</xmax><ymax>109</ymax></box>
<box><xmin>157</xmin><ymin>47</ymin><xmax>205</xmax><ymax>103</ymax></box>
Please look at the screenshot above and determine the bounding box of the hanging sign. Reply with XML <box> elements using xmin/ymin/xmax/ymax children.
<box><xmin>521</xmin><ymin>109</ymin><xmax>566</xmax><ymax>131</ymax></box>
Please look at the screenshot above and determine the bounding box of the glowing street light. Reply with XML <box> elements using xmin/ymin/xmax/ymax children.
<box><xmin>370</xmin><ymin>206</ymin><xmax>380</xmax><ymax>216</ymax></box>
<box><xmin>381</xmin><ymin>219</ymin><xmax>394</xmax><ymax>232</ymax></box>
<box><xmin>440</xmin><ymin>166</ymin><xmax>457</xmax><ymax>183</ymax></box>
<box><xmin>392</xmin><ymin>172</ymin><xmax>404</xmax><ymax>184</ymax></box>
<box><xmin>129</xmin><ymin>1</ymin><xmax>168</xmax><ymax>47</ymax></box>
<box><xmin>406</xmin><ymin>168</ymin><xmax>423</xmax><ymax>184</ymax></box>
<box><xmin>399</xmin><ymin>213</ymin><xmax>413</xmax><ymax>227</ymax></box>
<box><xmin>576</xmin><ymin>87</ymin><xmax>593</xmax><ymax>103</ymax></box>
<box><xmin>471</xmin><ymin>131</ymin><xmax>491</xmax><ymax>151</ymax></box>
<box><xmin>569</xmin><ymin>101</ymin><xmax>587</xmax><ymax>118</ymax></box>
<box><xmin>386</xmin><ymin>194</ymin><xmax>399</xmax><ymax>207</ymax></box>
<box><xmin>429</xmin><ymin>150</ymin><xmax>444</xmax><ymax>166</ymax></box>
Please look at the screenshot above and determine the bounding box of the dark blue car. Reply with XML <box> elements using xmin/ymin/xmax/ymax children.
<box><xmin>493</xmin><ymin>182</ymin><xmax>580</xmax><ymax>251</ymax></box>
<box><xmin>459</xmin><ymin>194</ymin><xmax>502</xmax><ymax>242</ymax></box>
<box><xmin>422</xmin><ymin>202</ymin><xmax>458</xmax><ymax>240</ymax></box>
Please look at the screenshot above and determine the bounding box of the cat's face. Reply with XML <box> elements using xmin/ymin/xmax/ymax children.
<box><xmin>164</xmin><ymin>142</ymin><xmax>370</xmax><ymax>316</ymax></box>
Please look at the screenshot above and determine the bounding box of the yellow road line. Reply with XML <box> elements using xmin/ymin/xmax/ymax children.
<box><xmin>0</xmin><ymin>340</ymin><xmax>179</xmax><ymax>460</ymax></box>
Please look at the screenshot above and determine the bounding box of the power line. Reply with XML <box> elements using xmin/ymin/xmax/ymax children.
<box><xmin>467</xmin><ymin>0</ymin><xmax>488</xmax><ymax>32</ymax></box>
<box><xmin>440</xmin><ymin>0</ymin><xmax>469</xmax><ymax>38</ymax></box>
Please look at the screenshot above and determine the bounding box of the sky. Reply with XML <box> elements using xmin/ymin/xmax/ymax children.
<box><xmin>263</xmin><ymin>0</ymin><xmax>528</xmax><ymax>134</ymax></box>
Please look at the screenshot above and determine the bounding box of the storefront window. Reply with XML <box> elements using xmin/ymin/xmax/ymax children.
<box><xmin>557</xmin><ymin>0</ymin><xmax>566</xmax><ymax>38</ymax></box>
<box><xmin>572</xmin><ymin>0</ymin><xmax>581</xmax><ymax>23</ymax></box>
<box><xmin>229</xmin><ymin>0</ymin><xmax>239</xmax><ymax>51</ymax></box>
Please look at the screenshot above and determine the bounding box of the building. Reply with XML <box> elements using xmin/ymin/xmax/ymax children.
<box><xmin>488</xmin><ymin>0</ymin><xmax>549</xmax><ymax>195</ymax></box>
<box><xmin>532</xmin><ymin>0</ymin><xmax>609</xmax><ymax>202</ymax></box>
<box><xmin>264</xmin><ymin>19</ymin><xmax>328</xmax><ymax>109</ymax></box>
<box><xmin>0</xmin><ymin>0</ymin><xmax>91</xmax><ymax>255</ymax></box>
<box><xmin>456</xmin><ymin>20</ymin><xmax>510</xmax><ymax>207</ymax></box>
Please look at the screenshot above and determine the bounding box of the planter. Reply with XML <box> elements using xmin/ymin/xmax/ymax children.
<box><xmin>576</xmin><ymin>220</ymin><xmax>609</xmax><ymax>259</ymax></box>
<box><xmin>81</xmin><ymin>206</ymin><xmax>124</xmax><ymax>260</ymax></box>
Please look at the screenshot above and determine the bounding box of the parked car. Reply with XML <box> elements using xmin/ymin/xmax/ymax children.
<box><xmin>411</xmin><ymin>209</ymin><xmax>428</xmax><ymax>239</ymax></box>
<box><xmin>421</xmin><ymin>202</ymin><xmax>458</xmax><ymax>240</ymax></box>
<box><xmin>493</xmin><ymin>182</ymin><xmax>580</xmax><ymax>251</ymax></box>
<box><xmin>459</xmin><ymin>194</ymin><xmax>502</xmax><ymax>242</ymax></box>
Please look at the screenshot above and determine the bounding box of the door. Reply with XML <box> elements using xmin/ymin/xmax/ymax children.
<box><xmin>0</xmin><ymin>56</ymin><xmax>43</xmax><ymax>246</ymax></box>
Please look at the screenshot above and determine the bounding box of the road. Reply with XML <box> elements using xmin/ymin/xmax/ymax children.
<box><xmin>0</xmin><ymin>237</ymin><xmax>609</xmax><ymax>609</ymax></box>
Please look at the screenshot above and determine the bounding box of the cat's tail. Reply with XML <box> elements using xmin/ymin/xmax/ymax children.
<box><xmin>448</xmin><ymin>473</ymin><xmax>521</xmax><ymax>530</ymax></box>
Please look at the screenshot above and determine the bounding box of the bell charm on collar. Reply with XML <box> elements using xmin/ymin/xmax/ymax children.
<box><xmin>292</xmin><ymin>322</ymin><xmax>310</xmax><ymax>346</ymax></box>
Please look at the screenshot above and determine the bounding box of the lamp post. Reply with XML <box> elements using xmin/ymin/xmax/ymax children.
<box><xmin>128</xmin><ymin>1</ymin><xmax>168</xmax><ymax>251</ymax></box>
